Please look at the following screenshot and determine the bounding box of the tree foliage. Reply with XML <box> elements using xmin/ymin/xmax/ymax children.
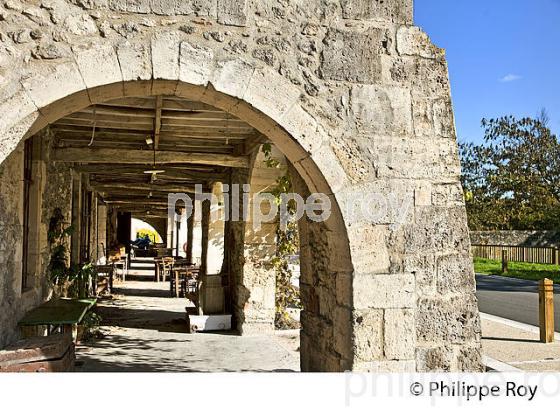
<box><xmin>460</xmin><ymin>111</ymin><xmax>560</xmax><ymax>230</ymax></box>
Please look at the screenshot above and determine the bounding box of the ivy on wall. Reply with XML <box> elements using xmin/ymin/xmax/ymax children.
<box><xmin>262</xmin><ymin>144</ymin><xmax>301</xmax><ymax>329</ymax></box>
<box><xmin>47</xmin><ymin>207</ymin><xmax>94</xmax><ymax>299</ymax></box>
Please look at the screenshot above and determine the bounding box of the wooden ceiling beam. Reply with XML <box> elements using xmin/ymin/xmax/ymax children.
<box><xmin>102</xmin><ymin>97</ymin><xmax>222</xmax><ymax>112</ymax></box>
<box><xmin>75</xmin><ymin>164</ymin><xmax>227</xmax><ymax>180</ymax></box>
<box><xmin>55</xmin><ymin>120</ymin><xmax>154</xmax><ymax>131</ymax></box>
<box><xmin>61</xmin><ymin>141</ymin><xmax>235</xmax><ymax>155</ymax></box>
<box><xmin>52</xmin><ymin>125</ymin><xmax>255</xmax><ymax>138</ymax></box>
<box><xmin>53</xmin><ymin>147</ymin><xmax>249</xmax><ymax>168</ymax></box>
<box><xmin>82</xmin><ymin>105</ymin><xmax>241</xmax><ymax>122</ymax></box>
<box><xmin>57</xmin><ymin>133</ymin><xmax>240</xmax><ymax>147</ymax></box>
<box><xmin>55</xmin><ymin>117</ymin><xmax>253</xmax><ymax>130</ymax></box>
<box><xmin>66</xmin><ymin>112</ymin><xmax>153</xmax><ymax>124</ymax></box>
<box><xmin>91</xmin><ymin>182</ymin><xmax>198</xmax><ymax>194</ymax></box>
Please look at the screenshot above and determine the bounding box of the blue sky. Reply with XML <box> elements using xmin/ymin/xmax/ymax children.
<box><xmin>415</xmin><ymin>0</ymin><xmax>560</xmax><ymax>144</ymax></box>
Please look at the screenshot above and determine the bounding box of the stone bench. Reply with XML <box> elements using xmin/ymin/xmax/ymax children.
<box><xmin>0</xmin><ymin>334</ymin><xmax>75</xmax><ymax>372</ymax></box>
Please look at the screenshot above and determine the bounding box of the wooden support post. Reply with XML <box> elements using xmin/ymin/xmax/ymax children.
<box><xmin>186</xmin><ymin>205</ymin><xmax>195</xmax><ymax>265</ymax></box>
<box><xmin>501</xmin><ymin>250</ymin><xmax>509</xmax><ymax>273</ymax></box>
<box><xmin>539</xmin><ymin>278</ymin><xmax>555</xmax><ymax>343</ymax></box>
<box><xmin>198</xmin><ymin>199</ymin><xmax>211</xmax><ymax>315</ymax></box>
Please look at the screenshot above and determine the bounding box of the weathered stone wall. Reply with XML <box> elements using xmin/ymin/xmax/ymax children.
<box><xmin>0</xmin><ymin>0</ymin><xmax>482</xmax><ymax>371</ymax></box>
<box><xmin>0</xmin><ymin>129</ymin><xmax>74</xmax><ymax>348</ymax></box>
<box><xmin>0</xmin><ymin>146</ymin><xmax>25</xmax><ymax>347</ymax></box>
<box><xmin>39</xmin><ymin>129</ymin><xmax>73</xmax><ymax>298</ymax></box>
<box><xmin>290</xmin><ymin>163</ymin><xmax>354</xmax><ymax>371</ymax></box>
<box><xmin>471</xmin><ymin>231</ymin><xmax>560</xmax><ymax>248</ymax></box>
<box><xmin>227</xmin><ymin>149</ymin><xmax>284</xmax><ymax>335</ymax></box>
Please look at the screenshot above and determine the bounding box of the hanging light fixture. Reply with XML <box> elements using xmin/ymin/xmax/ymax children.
<box><xmin>88</xmin><ymin>106</ymin><xmax>97</xmax><ymax>147</ymax></box>
<box><xmin>144</xmin><ymin>148</ymin><xmax>166</xmax><ymax>177</ymax></box>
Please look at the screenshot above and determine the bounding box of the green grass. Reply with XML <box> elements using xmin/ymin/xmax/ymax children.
<box><xmin>474</xmin><ymin>257</ymin><xmax>560</xmax><ymax>284</ymax></box>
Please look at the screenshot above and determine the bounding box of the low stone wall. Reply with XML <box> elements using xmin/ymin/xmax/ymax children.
<box><xmin>470</xmin><ymin>231</ymin><xmax>560</xmax><ymax>248</ymax></box>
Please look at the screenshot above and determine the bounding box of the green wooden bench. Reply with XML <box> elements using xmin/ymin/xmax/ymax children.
<box><xmin>18</xmin><ymin>298</ymin><xmax>97</xmax><ymax>341</ymax></box>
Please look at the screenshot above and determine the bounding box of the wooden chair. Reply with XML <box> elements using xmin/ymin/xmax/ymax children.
<box><xmin>94</xmin><ymin>265</ymin><xmax>114</xmax><ymax>294</ymax></box>
<box><xmin>161</xmin><ymin>257</ymin><xmax>174</xmax><ymax>284</ymax></box>
<box><xmin>183</xmin><ymin>266</ymin><xmax>201</xmax><ymax>309</ymax></box>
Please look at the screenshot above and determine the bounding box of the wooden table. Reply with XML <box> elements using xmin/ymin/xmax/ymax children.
<box><xmin>171</xmin><ymin>265</ymin><xmax>200</xmax><ymax>306</ymax></box>
<box><xmin>154</xmin><ymin>257</ymin><xmax>164</xmax><ymax>282</ymax></box>
<box><xmin>18</xmin><ymin>298</ymin><xmax>97</xmax><ymax>341</ymax></box>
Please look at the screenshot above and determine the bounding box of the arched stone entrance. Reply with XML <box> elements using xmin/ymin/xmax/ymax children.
<box><xmin>0</xmin><ymin>0</ymin><xmax>482</xmax><ymax>372</ymax></box>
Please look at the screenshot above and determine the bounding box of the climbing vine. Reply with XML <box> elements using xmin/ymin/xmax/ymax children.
<box><xmin>262</xmin><ymin>144</ymin><xmax>301</xmax><ymax>329</ymax></box>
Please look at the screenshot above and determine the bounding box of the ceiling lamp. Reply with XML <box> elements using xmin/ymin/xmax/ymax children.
<box><xmin>144</xmin><ymin>149</ymin><xmax>166</xmax><ymax>177</ymax></box>
<box><xmin>145</xmin><ymin>136</ymin><xmax>154</xmax><ymax>146</ymax></box>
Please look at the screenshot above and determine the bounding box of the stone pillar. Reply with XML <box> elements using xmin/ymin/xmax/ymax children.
<box><xmin>229</xmin><ymin>148</ymin><xmax>287</xmax><ymax>335</ymax></box>
<box><xmin>106</xmin><ymin>206</ymin><xmax>118</xmax><ymax>252</ymax></box>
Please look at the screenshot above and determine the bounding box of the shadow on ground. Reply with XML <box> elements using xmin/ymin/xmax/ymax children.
<box><xmin>78</xmin><ymin>270</ymin><xmax>300</xmax><ymax>372</ymax></box>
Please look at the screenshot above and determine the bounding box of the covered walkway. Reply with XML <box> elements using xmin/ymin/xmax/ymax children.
<box><xmin>76</xmin><ymin>264</ymin><xmax>299</xmax><ymax>372</ymax></box>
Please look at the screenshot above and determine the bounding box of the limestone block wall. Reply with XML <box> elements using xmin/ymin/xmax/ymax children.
<box><xmin>0</xmin><ymin>129</ymin><xmax>73</xmax><ymax>348</ymax></box>
<box><xmin>470</xmin><ymin>231</ymin><xmax>560</xmax><ymax>248</ymax></box>
<box><xmin>0</xmin><ymin>147</ymin><xmax>25</xmax><ymax>347</ymax></box>
<box><xmin>39</xmin><ymin>130</ymin><xmax>73</xmax><ymax>297</ymax></box>
<box><xmin>228</xmin><ymin>162</ymin><xmax>277</xmax><ymax>334</ymax></box>
<box><xmin>0</xmin><ymin>0</ymin><xmax>482</xmax><ymax>371</ymax></box>
<box><xmin>290</xmin><ymin>164</ymin><xmax>353</xmax><ymax>371</ymax></box>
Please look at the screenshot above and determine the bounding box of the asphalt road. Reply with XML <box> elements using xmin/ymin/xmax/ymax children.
<box><xmin>476</xmin><ymin>274</ymin><xmax>560</xmax><ymax>332</ymax></box>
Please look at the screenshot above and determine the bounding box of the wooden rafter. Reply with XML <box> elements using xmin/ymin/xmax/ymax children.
<box><xmin>53</xmin><ymin>147</ymin><xmax>250</xmax><ymax>168</ymax></box>
<box><xmin>75</xmin><ymin>165</ymin><xmax>227</xmax><ymax>181</ymax></box>
<box><xmin>91</xmin><ymin>182</ymin><xmax>198</xmax><ymax>194</ymax></box>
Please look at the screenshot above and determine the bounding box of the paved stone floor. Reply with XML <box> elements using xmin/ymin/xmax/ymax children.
<box><xmin>76</xmin><ymin>270</ymin><xmax>299</xmax><ymax>372</ymax></box>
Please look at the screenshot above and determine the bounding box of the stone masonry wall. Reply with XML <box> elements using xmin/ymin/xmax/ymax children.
<box><xmin>471</xmin><ymin>231</ymin><xmax>560</xmax><ymax>249</ymax></box>
<box><xmin>0</xmin><ymin>146</ymin><xmax>25</xmax><ymax>347</ymax></box>
<box><xmin>40</xmin><ymin>129</ymin><xmax>73</xmax><ymax>294</ymax></box>
<box><xmin>290</xmin><ymin>163</ymin><xmax>354</xmax><ymax>371</ymax></box>
<box><xmin>0</xmin><ymin>0</ymin><xmax>482</xmax><ymax>371</ymax></box>
<box><xmin>0</xmin><ymin>129</ymin><xmax>73</xmax><ymax>349</ymax></box>
<box><xmin>228</xmin><ymin>149</ymin><xmax>284</xmax><ymax>335</ymax></box>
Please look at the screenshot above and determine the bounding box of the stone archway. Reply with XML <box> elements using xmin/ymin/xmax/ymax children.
<box><xmin>0</xmin><ymin>1</ymin><xmax>482</xmax><ymax>372</ymax></box>
<box><xmin>130</xmin><ymin>217</ymin><xmax>166</xmax><ymax>244</ymax></box>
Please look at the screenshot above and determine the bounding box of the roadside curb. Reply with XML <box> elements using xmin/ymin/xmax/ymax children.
<box><xmin>476</xmin><ymin>273</ymin><xmax>560</xmax><ymax>291</ymax></box>
<box><xmin>482</xmin><ymin>355</ymin><xmax>522</xmax><ymax>372</ymax></box>
<box><xmin>480</xmin><ymin>312</ymin><xmax>560</xmax><ymax>341</ymax></box>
